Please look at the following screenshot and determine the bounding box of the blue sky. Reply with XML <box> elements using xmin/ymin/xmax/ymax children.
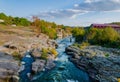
<box><xmin>0</xmin><ymin>0</ymin><xmax>120</xmax><ymax>26</ymax></box>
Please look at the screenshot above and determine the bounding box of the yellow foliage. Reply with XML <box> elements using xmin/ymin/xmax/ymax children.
<box><xmin>118</xmin><ymin>78</ymin><xmax>120</xmax><ymax>82</ymax></box>
<box><xmin>41</xmin><ymin>48</ymin><xmax>49</xmax><ymax>60</ymax></box>
<box><xmin>50</xmin><ymin>48</ymin><xmax>58</xmax><ymax>57</ymax></box>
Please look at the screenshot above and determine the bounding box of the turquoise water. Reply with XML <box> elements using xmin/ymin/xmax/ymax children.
<box><xmin>31</xmin><ymin>37</ymin><xmax>90</xmax><ymax>82</ymax></box>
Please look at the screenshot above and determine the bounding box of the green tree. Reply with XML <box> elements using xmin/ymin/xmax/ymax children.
<box><xmin>0</xmin><ymin>13</ymin><xmax>7</xmax><ymax>20</ymax></box>
<box><xmin>72</xmin><ymin>27</ymin><xmax>85</xmax><ymax>42</ymax></box>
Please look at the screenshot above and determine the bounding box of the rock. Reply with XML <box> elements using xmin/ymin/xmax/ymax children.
<box><xmin>65</xmin><ymin>46</ymin><xmax>80</xmax><ymax>54</ymax></box>
<box><xmin>66</xmin><ymin>46</ymin><xmax>120</xmax><ymax>82</ymax></box>
<box><xmin>0</xmin><ymin>52</ymin><xmax>19</xmax><ymax>82</ymax></box>
<box><xmin>31</xmin><ymin>48</ymin><xmax>42</xmax><ymax>58</ymax></box>
<box><xmin>3</xmin><ymin>44</ymin><xmax>17</xmax><ymax>49</ymax></box>
<box><xmin>32</xmin><ymin>59</ymin><xmax>46</xmax><ymax>73</ymax></box>
<box><xmin>58</xmin><ymin>66</ymin><xmax>65</xmax><ymax>70</ymax></box>
<box><xmin>45</xmin><ymin>59</ymin><xmax>56</xmax><ymax>70</ymax></box>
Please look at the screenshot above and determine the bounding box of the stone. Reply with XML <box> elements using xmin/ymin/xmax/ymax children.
<box><xmin>32</xmin><ymin>59</ymin><xmax>46</xmax><ymax>73</ymax></box>
<box><xmin>0</xmin><ymin>52</ymin><xmax>19</xmax><ymax>82</ymax></box>
<box><xmin>66</xmin><ymin>46</ymin><xmax>120</xmax><ymax>82</ymax></box>
<box><xmin>45</xmin><ymin>59</ymin><xmax>56</xmax><ymax>70</ymax></box>
<box><xmin>31</xmin><ymin>48</ymin><xmax>42</xmax><ymax>58</ymax></box>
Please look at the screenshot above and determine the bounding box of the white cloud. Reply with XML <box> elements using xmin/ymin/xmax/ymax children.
<box><xmin>75</xmin><ymin>0</ymin><xmax>120</xmax><ymax>11</ymax></box>
<box><xmin>74</xmin><ymin>4</ymin><xmax>79</xmax><ymax>7</ymax></box>
<box><xmin>36</xmin><ymin>9</ymin><xmax>87</xmax><ymax>19</ymax></box>
<box><xmin>35</xmin><ymin>0</ymin><xmax>120</xmax><ymax>20</ymax></box>
<box><xmin>85</xmin><ymin>0</ymin><xmax>92</xmax><ymax>3</ymax></box>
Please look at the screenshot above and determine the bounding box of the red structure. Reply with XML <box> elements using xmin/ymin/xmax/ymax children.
<box><xmin>90</xmin><ymin>24</ymin><xmax>120</xmax><ymax>32</ymax></box>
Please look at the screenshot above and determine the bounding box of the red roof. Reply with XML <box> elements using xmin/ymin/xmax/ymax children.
<box><xmin>91</xmin><ymin>24</ymin><xmax>120</xmax><ymax>28</ymax></box>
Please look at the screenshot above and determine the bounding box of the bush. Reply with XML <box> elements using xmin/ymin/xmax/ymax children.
<box><xmin>72</xmin><ymin>27</ymin><xmax>120</xmax><ymax>48</ymax></box>
<box><xmin>12</xmin><ymin>51</ymin><xmax>21</xmax><ymax>60</ymax></box>
<box><xmin>73</xmin><ymin>43</ymin><xmax>80</xmax><ymax>47</ymax></box>
<box><xmin>79</xmin><ymin>42</ymin><xmax>89</xmax><ymax>49</ymax></box>
<box><xmin>86</xmin><ymin>27</ymin><xmax>120</xmax><ymax>48</ymax></box>
<box><xmin>41</xmin><ymin>48</ymin><xmax>49</xmax><ymax>60</ymax></box>
<box><xmin>50</xmin><ymin>48</ymin><xmax>58</xmax><ymax>57</ymax></box>
<box><xmin>73</xmin><ymin>42</ymin><xmax>89</xmax><ymax>49</ymax></box>
<box><xmin>118</xmin><ymin>78</ymin><xmax>120</xmax><ymax>82</ymax></box>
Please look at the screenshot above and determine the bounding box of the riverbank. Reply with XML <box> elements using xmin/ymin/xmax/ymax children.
<box><xmin>0</xmin><ymin>25</ymin><xmax>57</xmax><ymax>82</ymax></box>
<box><xmin>65</xmin><ymin>45</ymin><xmax>120</xmax><ymax>82</ymax></box>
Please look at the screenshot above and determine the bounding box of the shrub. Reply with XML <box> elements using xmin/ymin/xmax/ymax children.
<box><xmin>50</xmin><ymin>48</ymin><xmax>58</xmax><ymax>57</ymax></box>
<box><xmin>86</xmin><ymin>27</ymin><xmax>120</xmax><ymax>48</ymax></box>
<box><xmin>73</xmin><ymin>43</ymin><xmax>80</xmax><ymax>47</ymax></box>
<box><xmin>72</xmin><ymin>26</ymin><xmax>120</xmax><ymax>48</ymax></box>
<box><xmin>12</xmin><ymin>51</ymin><xmax>21</xmax><ymax>60</ymax></box>
<box><xmin>79</xmin><ymin>42</ymin><xmax>90</xmax><ymax>49</ymax></box>
<box><xmin>41</xmin><ymin>48</ymin><xmax>49</xmax><ymax>60</ymax></box>
<box><xmin>118</xmin><ymin>78</ymin><xmax>120</xmax><ymax>82</ymax></box>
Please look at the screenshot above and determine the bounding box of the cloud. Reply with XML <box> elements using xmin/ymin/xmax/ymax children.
<box><xmin>75</xmin><ymin>0</ymin><xmax>120</xmax><ymax>11</ymax></box>
<box><xmin>36</xmin><ymin>9</ymin><xmax>87</xmax><ymax>19</ymax></box>
<box><xmin>35</xmin><ymin>0</ymin><xmax>120</xmax><ymax>19</ymax></box>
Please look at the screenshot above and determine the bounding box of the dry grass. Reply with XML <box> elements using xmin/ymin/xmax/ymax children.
<box><xmin>0</xmin><ymin>24</ymin><xmax>35</xmax><ymax>46</ymax></box>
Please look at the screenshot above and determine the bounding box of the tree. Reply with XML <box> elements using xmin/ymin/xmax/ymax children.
<box><xmin>32</xmin><ymin>16</ymin><xmax>41</xmax><ymax>35</ymax></box>
<box><xmin>72</xmin><ymin>27</ymin><xmax>85</xmax><ymax>42</ymax></box>
<box><xmin>0</xmin><ymin>13</ymin><xmax>7</xmax><ymax>20</ymax></box>
<box><xmin>19</xmin><ymin>18</ymin><xmax>30</xmax><ymax>26</ymax></box>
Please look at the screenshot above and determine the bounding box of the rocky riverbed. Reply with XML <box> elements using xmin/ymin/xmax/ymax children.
<box><xmin>0</xmin><ymin>27</ymin><xmax>57</xmax><ymax>82</ymax></box>
<box><xmin>65</xmin><ymin>46</ymin><xmax>120</xmax><ymax>82</ymax></box>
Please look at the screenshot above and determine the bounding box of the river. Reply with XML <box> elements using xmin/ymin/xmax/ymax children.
<box><xmin>20</xmin><ymin>36</ymin><xmax>90</xmax><ymax>82</ymax></box>
<box><xmin>32</xmin><ymin>36</ymin><xmax>90</xmax><ymax>82</ymax></box>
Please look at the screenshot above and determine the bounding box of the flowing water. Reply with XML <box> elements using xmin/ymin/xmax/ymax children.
<box><xmin>19</xmin><ymin>36</ymin><xmax>90</xmax><ymax>82</ymax></box>
<box><xmin>31</xmin><ymin>36</ymin><xmax>90</xmax><ymax>82</ymax></box>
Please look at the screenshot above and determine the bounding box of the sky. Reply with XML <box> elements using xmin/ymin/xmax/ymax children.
<box><xmin>0</xmin><ymin>0</ymin><xmax>120</xmax><ymax>26</ymax></box>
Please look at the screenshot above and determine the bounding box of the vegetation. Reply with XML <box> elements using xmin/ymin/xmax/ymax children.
<box><xmin>31</xmin><ymin>16</ymin><xmax>73</xmax><ymax>39</ymax></box>
<box><xmin>0</xmin><ymin>13</ymin><xmax>72</xmax><ymax>39</ymax></box>
<box><xmin>41</xmin><ymin>48</ymin><xmax>49</xmax><ymax>60</ymax></box>
<box><xmin>72</xmin><ymin>27</ymin><xmax>85</xmax><ymax>42</ymax></box>
<box><xmin>104</xmin><ymin>53</ymin><xmax>109</xmax><ymax>57</ymax></box>
<box><xmin>49</xmin><ymin>48</ymin><xmax>58</xmax><ymax>57</ymax></box>
<box><xmin>41</xmin><ymin>48</ymin><xmax>58</xmax><ymax>60</ymax></box>
<box><xmin>0</xmin><ymin>13</ymin><xmax>30</xmax><ymax>26</ymax></box>
<box><xmin>12</xmin><ymin>51</ymin><xmax>21</xmax><ymax>60</ymax></box>
<box><xmin>118</xmin><ymin>78</ymin><xmax>120</xmax><ymax>82</ymax></box>
<box><xmin>72</xmin><ymin>27</ymin><xmax>120</xmax><ymax>48</ymax></box>
<box><xmin>73</xmin><ymin>42</ymin><xmax>89</xmax><ymax>49</ymax></box>
<box><xmin>111</xmin><ymin>22</ymin><xmax>120</xmax><ymax>26</ymax></box>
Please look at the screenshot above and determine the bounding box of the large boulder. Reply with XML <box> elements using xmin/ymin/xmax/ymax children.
<box><xmin>32</xmin><ymin>59</ymin><xmax>46</xmax><ymax>73</ymax></box>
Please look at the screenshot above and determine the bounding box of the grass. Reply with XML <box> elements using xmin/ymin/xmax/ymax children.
<box><xmin>12</xmin><ymin>51</ymin><xmax>21</xmax><ymax>60</ymax></box>
<box><xmin>73</xmin><ymin>42</ymin><xmax>89</xmax><ymax>49</ymax></box>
